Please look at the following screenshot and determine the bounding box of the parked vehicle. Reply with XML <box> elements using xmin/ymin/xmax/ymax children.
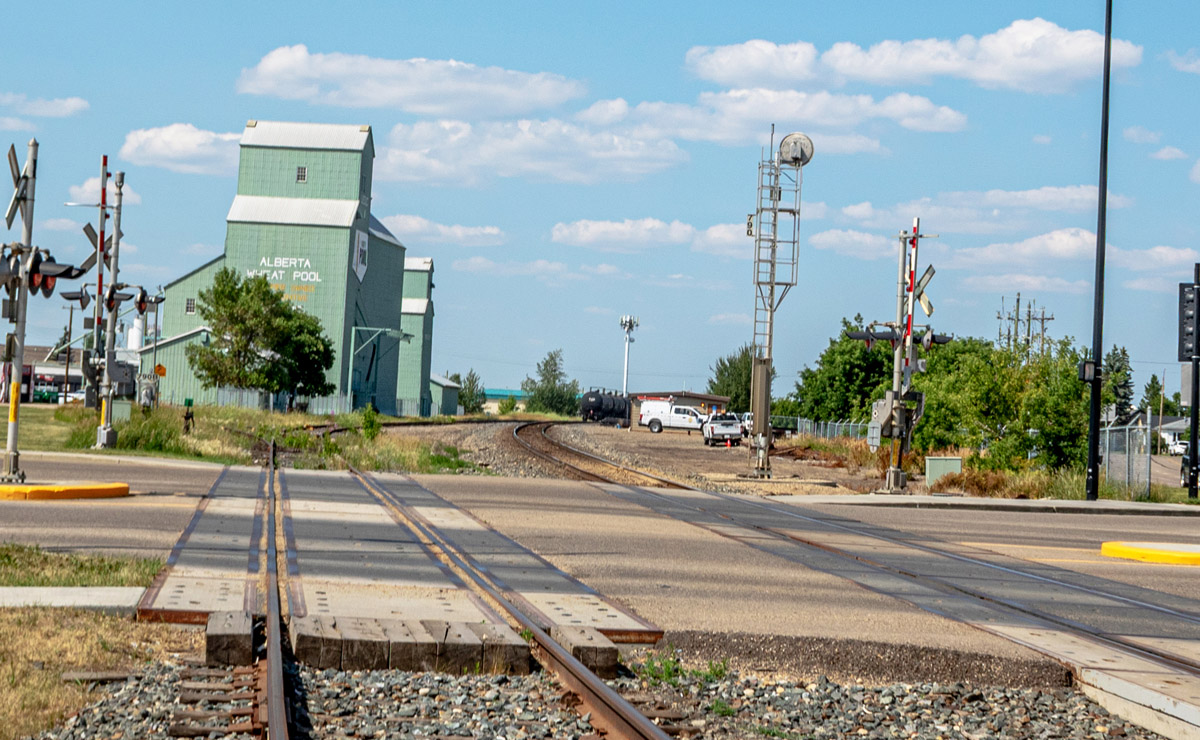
<box><xmin>638</xmin><ymin>399</ymin><xmax>704</xmax><ymax>433</ymax></box>
<box><xmin>740</xmin><ymin>412</ymin><xmax>754</xmax><ymax>436</ymax></box>
<box><xmin>580</xmin><ymin>390</ymin><xmax>630</xmax><ymax>424</ymax></box>
<box><xmin>702</xmin><ymin>412</ymin><xmax>743</xmax><ymax>446</ymax></box>
<box><xmin>1169</xmin><ymin>439</ymin><xmax>1189</xmax><ymax>456</ymax></box>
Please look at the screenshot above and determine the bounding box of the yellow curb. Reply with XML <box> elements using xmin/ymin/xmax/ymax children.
<box><xmin>1100</xmin><ymin>541</ymin><xmax>1200</xmax><ymax>566</ymax></box>
<box><xmin>0</xmin><ymin>482</ymin><xmax>130</xmax><ymax>501</ymax></box>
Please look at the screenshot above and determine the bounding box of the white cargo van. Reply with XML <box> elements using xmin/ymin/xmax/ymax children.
<box><xmin>638</xmin><ymin>399</ymin><xmax>704</xmax><ymax>433</ymax></box>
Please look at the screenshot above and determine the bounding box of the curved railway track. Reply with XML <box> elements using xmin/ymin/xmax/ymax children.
<box><xmin>513</xmin><ymin>421</ymin><xmax>692</xmax><ymax>489</ymax></box>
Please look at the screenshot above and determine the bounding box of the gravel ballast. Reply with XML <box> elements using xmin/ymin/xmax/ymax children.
<box><xmin>30</xmin><ymin>658</ymin><xmax>1164</xmax><ymax>740</ymax></box>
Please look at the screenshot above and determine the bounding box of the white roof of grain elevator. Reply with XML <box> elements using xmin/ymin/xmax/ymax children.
<box><xmin>227</xmin><ymin>195</ymin><xmax>359</xmax><ymax>227</ymax></box>
<box><xmin>241</xmin><ymin>120</ymin><xmax>372</xmax><ymax>152</ymax></box>
<box><xmin>405</xmin><ymin>257</ymin><xmax>433</xmax><ymax>271</ymax></box>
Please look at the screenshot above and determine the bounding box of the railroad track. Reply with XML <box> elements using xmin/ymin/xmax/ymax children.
<box><xmin>167</xmin><ymin>441</ymin><xmax>290</xmax><ymax>738</ymax></box>
<box><xmin>513</xmin><ymin>421</ymin><xmax>692</xmax><ymax>489</ymax></box>
<box><xmin>515</xmin><ymin>423</ymin><xmax>1200</xmax><ymax>737</ymax></box>
<box><xmin>162</xmin><ymin>437</ymin><xmax>673</xmax><ymax>740</ymax></box>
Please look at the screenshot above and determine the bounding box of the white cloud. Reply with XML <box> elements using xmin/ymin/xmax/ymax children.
<box><xmin>708</xmin><ymin>313</ymin><xmax>752</xmax><ymax>326</ymax></box>
<box><xmin>840</xmin><ymin>186</ymin><xmax>1129</xmax><ymax>234</ymax></box>
<box><xmin>1167</xmin><ymin>49</ymin><xmax>1200</xmax><ymax>74</ymax></box>
<box><xmin>1122</xmin><ymin>276</ymin><xmax>1176</xmax><ymax>293</ymax></box>
<box><xmin>809</xmin><ymin>229</ymin><xmax>895</xmax><ymax>260</ymax></box>
<box><xmin>238</xmin><ymin>45</ymin><xmax>584</xmax><ymax>117</ymax></box>
<box><xmin>450</xmin><ymin>256</ymin><xmax>576</xmax><ymax>284</ymax></box>
<box><xmin>0</xmin><ymin>117</ymin><xmax>32</xmax><ymax>131</ymax></box>
<box><xmin>962</xmin><ymin>274</ymin><xmax>1089</xmax><ymax>294</ymax></box>
<box><xmin>1110</xmin><ymin>245</ymin><xmax>1200</xmax><ymax>273</ymax></box>
<box><xmin>579</xmin><ymin>263</ymin><xmax>632</xmax><ymax>279</ymax></box>
<box><xmin>377</xmin><ymin>119</ymin><xmax>686</xmax><ymax>185</ymax></box>
<box><xmin>119</xmin><ymin>123</ymin><xmax>240</xmax><ymax>175</ymax></box>
<box><xmin>0</xmin><ymin>92</ymin><xmax>88</xmax><ymax>117</ymax></box>
<box><xmin>68</xmin><ymin>177</ymin><xmax>143</xmax><ymax>206</ymax></box>
<box><xmin>575</xmin><ymin>98</ymin><xmax>629</xmax><ymax>126</ymax></box>
<box><xmin>1033</xmin><ymin>134</ymin><xmax>1051</xmax><ymax>145</ymax></box>
<box><xmin>631</xmin><ymin>89</ymin><xmax>965</xmax><ymax>146</ymax></box>
<box><xmin>949</xmin><ymin>228</ymin><xmax>1095</xmax><ymax>268</ymax></box>
<box><xmin>1123</xmin><ymin>125</ymin><xmax>1161</xmax><ymax>144</ymax></box>
<box><xmin>1151</xmin><ymin>146</ymin><xmax>1187</xmax><ymax>161</ymax></box>
<box><xmin>551</xmin><ymin>218</ymin><xmax>694</xmax><ymax>252</ymax></box>
<box><xmin>692</xmin><ymin>223</ymin><xmax>750</xmax><ymax>259</ymax></box>
<box><xmin>979</xmin><ymin>185</ymin><xmax>1127</xmax><ymax>211</ymax></box>
<box><xmin>688</xmin><ymin>19</ymin><xmax>1140</xmax><ymax>94</ymax></box>
<box><xmin>40</xmin><ymin>218</ymin><xmax>80</xmax><ymax>231</ymax></box>
<box><xmin>685</xmin><ymin>40</ymin><xmax>820</xmax><ymax>88</ymax></box>
<box><xmin>1192</xmin><ymin>159</ymin><xmax>1200</xmax><ymax>184</ymax></box>
<box><xmin>381</xmin><ymin>214</ymin><xmax>505</xmax><ymax>247</ymax></box>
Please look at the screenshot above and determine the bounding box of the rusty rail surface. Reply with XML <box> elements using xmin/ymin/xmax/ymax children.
<box><xmin>513</xmin><ymin>421</ymin><xmax>693</xmax><ymax>489</ymax></box>
<box><xmin>352</xmin><ymin>468</ymin><xmax>671</xmax><ymax>740</ymax></box>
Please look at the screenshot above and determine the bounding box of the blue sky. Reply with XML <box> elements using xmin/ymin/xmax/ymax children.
<box><xmin>4</xmin><ymin>1</ymin><xmax>1199</xmax><ymax>404</ymax></box>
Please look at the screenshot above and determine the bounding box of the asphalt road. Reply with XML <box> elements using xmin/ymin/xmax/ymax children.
<box><xmin>0</xmin><ymin>452</ymin><xmax>224</xmax><ymax>558</ymax></box>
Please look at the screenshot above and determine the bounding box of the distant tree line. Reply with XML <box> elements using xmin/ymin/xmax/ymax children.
<box><xmin>708</xmin><ymin>315</ymin><xmax>1143</xmax><ymax>472</ymax></box>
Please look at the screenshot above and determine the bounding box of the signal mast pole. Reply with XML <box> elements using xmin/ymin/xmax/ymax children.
<box><xmin>748</xmin><ymin>129</ymin><xmax>813</xmax><ymax>478</ymax></box>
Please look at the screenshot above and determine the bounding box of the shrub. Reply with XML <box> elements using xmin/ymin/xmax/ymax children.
<box><xmin>360</xmin><ymin>403</ymin><xmax>381</xmax><ymax>441</ymax></box>
<box><xmin>497</xmin><ymin>396</ymin><xmax>517</xmax><ymax>415</ymax></box>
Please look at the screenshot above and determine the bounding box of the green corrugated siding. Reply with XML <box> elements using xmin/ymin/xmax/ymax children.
<box><xmin>138</xmin><ymin>331</ymin><xmax>218</xmax><ymax>406</ymax></box>
<box><xmin>402</xmin><ymin>267</ymin><xmax>432</xmax><ymax>300</ymax></box>
<box><xmin>397</xmin><ymin>308</ymin><xmax>432</xmax><ymax>416</ymax></box>
<box><xmin>237</xmin><ymin>147</ymin><xmax>365</xmax><ymax>201</ymax></box>
<box><xmin>225</xmin><ymin>222</ymin><xmax>351</xmax><ymax>392</ymax></box>
<box><xmin>161</xmin><ymin>258</ymin><xmax>224</xmax><ymax>339</ymax></box>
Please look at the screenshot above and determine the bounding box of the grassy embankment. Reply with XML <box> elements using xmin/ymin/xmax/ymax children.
<box><xmin>22</xmin><ymin>402</ymin><xmax>486</xmax><ymax>473</ymax></box>
<box><xmin>0</xmin><ymin>544</ymin><xmax>195</xmax><ymax>740</ymax></box>
<box><xmin>774</xmin><ymin>434</ymin><xmax>1195</xmax><ymax>503</ymax></box>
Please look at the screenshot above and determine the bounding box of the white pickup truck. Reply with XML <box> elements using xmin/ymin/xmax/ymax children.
<box><xmin>638</xmin><ymin>400</ymin><xmax>704</xmax><ymax>433</ymax></box>
<box><xmin>702</xmin><ymin>412</ymin><xmax>743</xmax><ymax>446</ymax></box>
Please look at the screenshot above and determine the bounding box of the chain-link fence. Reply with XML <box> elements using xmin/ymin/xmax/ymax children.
<box><xmin>1101</xmin><ymin>424</ymin><xmax>1151</xmax><ymax>498</ymax></box>
<box><xmin>770</xmin><ymin>417</ymin><xmax>868</xmax><ymax>440</ymax></box>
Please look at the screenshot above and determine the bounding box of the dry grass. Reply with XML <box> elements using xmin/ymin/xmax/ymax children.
<box><xmin>0</xmin><ymin>609</ymin><xmax>202</xmax><ymax>740</ymax></box>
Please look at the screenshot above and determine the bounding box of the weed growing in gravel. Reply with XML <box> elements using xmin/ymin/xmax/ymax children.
<box><xmin>631</xmin><ymin>647</ymin><xmax>733</xmax><ymax>687</ymax></box>
<box><xmin>710</xmin><ymin>698</ymin><xmax>736</xmax><ymax>717</ymax></box>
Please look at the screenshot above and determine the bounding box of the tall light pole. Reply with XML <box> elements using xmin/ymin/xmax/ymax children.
<box><xmin>620</xmin><ymin>315</ymin><xmax>638</xmax><ymax>396</ymax></box>
<box><xmin>1085</xmin><ymin>0</ymin><xmax>1114</xmax><ymax>502</ymax></box>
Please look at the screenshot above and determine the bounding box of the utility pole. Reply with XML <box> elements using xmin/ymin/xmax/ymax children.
<box><xmin>748</xmin><ymin>130</ymin><xmax>813</xmax><ymax>478</ymax></box>
<box><xmin>2</xmin><ymin>139</ymin><xmax>37</xmax><ymax>482</ymax></box>
<box><xmin>619</xmin><ymin>315</ymin><xmax>638</xmax><ymax>396</ymax></box>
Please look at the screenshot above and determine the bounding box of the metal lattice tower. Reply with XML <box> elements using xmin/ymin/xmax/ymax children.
<box><xmin>748</xmin><ymin>131</ymin><xmax>812</xmax><ymax>478</ymax></box>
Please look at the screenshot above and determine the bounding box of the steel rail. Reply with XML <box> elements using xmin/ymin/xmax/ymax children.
<box><xmin>622</xmin><ymin>481</ymin><xmax>1200</xmax><ymax>678</ymax></box>
<box><xmin>513</xmin><ymin>421</ymin><xmax>691</xmax><ymax>489</ymax></box>
<box><xmin>351</xmin><ymin>467</ymin><xmax>670</xmax><ymax>740</ymax></box>
<box><xmin>265</xmin><ymin>440</ymin><xmax>289</xmax><ymax>739</ymax></box>
<box><xmin>540</xmin><ymin>429</ymin><xmax>1200</xmax><ymax>638</ymax></box>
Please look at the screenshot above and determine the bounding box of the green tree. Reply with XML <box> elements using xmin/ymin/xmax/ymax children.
<box><xmin>521</xmin><ymin>349</ymin><xmax>580</xmax><ymax>415</ymax></box>
<box><xmin>186</xmin><ymin>267</ymin><xmax>335</xmax><ymax>399</ymax></box>
<box><xmin>1140</xmin><ymin>374</ymin><xmax>1163</xmax><ymax>413</ymax></box>
<box><xmin>449</xmin><ymin>369</ymin><xmax>485</xmax><ymax>414</ymax></box>
<box><xmin>793</xmin><ymin>316</ymin><xmax>892</xmax><ymax>421</ymax></box>
<box><xmin>706</xmin><ymin>344</ymin><xmax>754</xmax><ymax>412</ymax></box>
<box><xmin>1103</xmin><ymin>345</ymin><xmax>1134</xmax><ymax>424</ymax></box>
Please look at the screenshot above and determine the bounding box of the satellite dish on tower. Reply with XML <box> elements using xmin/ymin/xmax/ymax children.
<box><xmin>778</xmin><ymin>133</ymin><xmax>814</xmax><ymax>167</ymax></box>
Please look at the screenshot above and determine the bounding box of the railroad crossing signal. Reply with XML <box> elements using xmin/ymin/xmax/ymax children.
<box><xmin>1178</xmin><ymin>283</ymin><xmax>1198</xmax><ymax>361</ymax></box>
<box><xmin>845</xmin><ymin>218</ymin><xmax>952</xmax><ymax>489</ymax></box>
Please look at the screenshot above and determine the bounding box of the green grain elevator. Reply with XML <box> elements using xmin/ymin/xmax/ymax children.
<box><xmin>141</xmin><ymin>120</ymin><xmax>438</xmax><ymax>415</ymax></box>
